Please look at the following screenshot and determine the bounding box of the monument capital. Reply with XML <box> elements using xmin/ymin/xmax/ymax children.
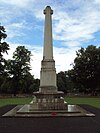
<box><xmin>44</xmin><ymin>6</ymin><xmax>53</xmax><ymax>15</ymax></box>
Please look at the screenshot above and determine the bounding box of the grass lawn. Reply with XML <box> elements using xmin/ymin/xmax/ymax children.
<box><xmin>0</xmin><ymin>97</ymin><xmax>100</xmax><ymax>109</ymax></box>
<box><xmin>65</xmin><ymin>97</ymin><xmax>100</xmax><ymax>109</ymax></box>
<box><xmin>0</xmin><ymin>97</ymin><xmax>33</xmax><ymax>107</ymax></box>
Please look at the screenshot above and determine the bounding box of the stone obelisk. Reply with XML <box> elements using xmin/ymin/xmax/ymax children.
<box><xmin>31</xmin><ymin>6</ymin><xmax>65</xmax><ymax>110</ymax></box>
<box><xmin>39</xmin><ymin>6</ymin><xmax>57</xmax><ymax>93</ymax></box>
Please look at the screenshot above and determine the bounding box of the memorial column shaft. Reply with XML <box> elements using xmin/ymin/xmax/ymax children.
<box><xmin>43</xmin><ymin>6</ymin><xmax>53</xmax><ymax>60</ymax></box>
<box><xmin>40</xmin><ymin>6</ymin><xmax>57</xmax><ymax>93</ymax></box>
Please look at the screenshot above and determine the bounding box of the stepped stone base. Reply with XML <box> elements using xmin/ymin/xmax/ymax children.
<box><xmin>2</xmin><ymin>104</ymin><xmax>95</xmax><ymax>117</ymax></box>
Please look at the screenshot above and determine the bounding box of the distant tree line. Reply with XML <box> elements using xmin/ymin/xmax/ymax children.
<box><xmin>0</xmin><ymin>25</ymin><xmax>100</xmax><ymax>96</ymax></box>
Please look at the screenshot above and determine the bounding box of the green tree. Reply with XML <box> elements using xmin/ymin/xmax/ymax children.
<box><xmin>68</xmin><ymin>45</ymin><xmax>100</xmax><ymax>95</ymax></box>
<box><xmin>57</xmin><ymin>71</ymin><xmax>74</xmax><ymax>94</ymax></box>
<box><xmin>19</xmin><ymin>73</ymin><xmax>39</xmax><ymax>94</ymax></box>
<box><xmin>0</xmin><ymin>25</ymin><xmax>9</xmax><ymax>75</ymax></box>
<box><xmin>0</xmin><ymin>25</ymin><xmax>9</xmax><ymax>93</ymax></box>
<box><xmin>29</xmin><ymin>78</ymin><xmax>40</xmax><ymax>93</ymax></box>
<box><xmin>0</xmin><ymin>77</ymin><xmax>13</xmax><ymax>94</ymax></box>
<box><xmin>57</xmin><ymin>71</ymin><xmax>67</xmax><ymax>93</ymax></box>
<box><xmin>6</xmin><ymin>46</ymin><xmax>32</xmax><ymax>96</ymax></box>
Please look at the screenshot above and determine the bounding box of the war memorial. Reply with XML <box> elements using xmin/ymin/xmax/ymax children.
<box><xmin>2</xmin><ymin>6</ymin><xmax>95</xmax><ymax>117</ymax></box>
<box><xmin>0</xmin><ymin>6</ymin><xmax>100</xmax><ymax>133</ymax></box>
<box><xmin>1</xmin><ymin>6</ymin><xmax>95</xmax><ymax>117</ymax></box>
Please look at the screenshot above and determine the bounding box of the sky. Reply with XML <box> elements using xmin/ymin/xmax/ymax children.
<box><xmin>0</xmin><ymin>0</ymin><xmax>100</xmax><ymax>78</ymax></box>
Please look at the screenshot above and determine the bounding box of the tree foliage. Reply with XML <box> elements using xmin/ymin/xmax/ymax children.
<box><xmin>57</xmin><ymin>71</ymin><xmax>74</xmax><ymax>93</ymax></box>
<box><xmin>0</xmin><ymin>25</ymin><xmax>9</xmax><ymax>75</ymax></box>
<box><xmin>0</xmin><ymin>25</ymin><xmax>9</xmax><ymax>93</ymax></box>
<box><xmin>7</xmin><ymin>46</ymin><xmax>31</xmax><ymax>77</ymax></box>
<box><xmin>6</xmin><ymin>46</ymin><xmax>32</xmax><ymax>95</ymax></box>
<box><xmin>0</xmin><ymin>26</ymin><xmax>40</xmax><ymax>95</ymax></box>
<box><xmin>68</xmin><ymin>45</ymin><xmax>100</xmax><ymax>94</ymax></box>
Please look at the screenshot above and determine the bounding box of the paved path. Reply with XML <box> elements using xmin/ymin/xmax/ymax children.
<box><xmin>0</xmin><ymin>105</ymin><xmax>100</xmax><ymax>133</ymax></box>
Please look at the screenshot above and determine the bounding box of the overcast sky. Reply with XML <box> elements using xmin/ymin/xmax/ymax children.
<box><xmin>1</xmin><ymin>0</ymin><xmax>100</xmax><ymax>78</ymax></box>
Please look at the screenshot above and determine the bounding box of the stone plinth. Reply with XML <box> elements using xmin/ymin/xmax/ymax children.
<box><xmin>30</xmin><ymin>91</ymin><xmax>66</xmax><ymax>110</ymax></box>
